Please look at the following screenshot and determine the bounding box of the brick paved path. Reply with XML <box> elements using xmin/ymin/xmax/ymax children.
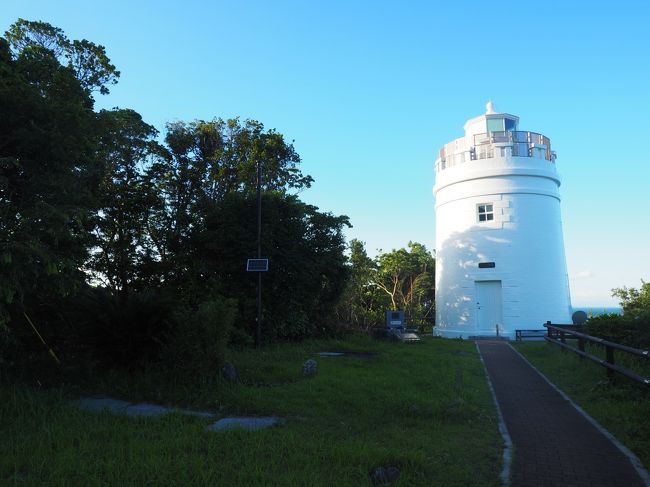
<box><xmin>477</xmin><ymin>341</ymin><xmax>647</xmax><ymax>487</ymax></box>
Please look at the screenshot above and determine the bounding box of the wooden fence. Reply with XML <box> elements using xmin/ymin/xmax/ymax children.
<box><xmin>544</xmin><ymin>322</ymin><xmax>650</xmax><ymax>387</ymax></box>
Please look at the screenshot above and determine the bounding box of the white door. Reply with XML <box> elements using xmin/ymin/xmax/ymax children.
<box><xmin>476</xmin><ymin>281</ymin><xmax>503</xmax><ymax>334</ymax></box>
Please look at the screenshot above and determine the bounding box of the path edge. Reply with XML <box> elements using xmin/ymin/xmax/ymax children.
<box><xmin>508</xmin><ymin>343</ymin><xmax>650</xmax><ymax>487</ymax></box>
<box><xmin>475</xmin><ymin>342</ymin><xmax>512</xmax><ymax>487</ymax></box>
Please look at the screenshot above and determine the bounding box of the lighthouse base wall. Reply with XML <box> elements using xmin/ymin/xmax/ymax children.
<box><xmin>433</xmin><ymin>327</ymin><xmax>527</xmax><ymax>341</ymax></box>
<box><xmin>433</xmin><ymin>190</ymin><xmax>572</xmax><ymax>339</ymax></box>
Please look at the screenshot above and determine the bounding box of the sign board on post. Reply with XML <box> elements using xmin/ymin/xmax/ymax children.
<box><xmin>385</xmin><ymin>310</ymin><xmax>405</xmax><ymax>328</ymax></box>
<box><xmin>246</xmin><ymin>259</ymin><xmax>269</xmax><ymax>272</ymax></box>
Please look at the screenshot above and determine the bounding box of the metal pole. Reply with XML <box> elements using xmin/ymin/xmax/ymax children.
<box><xmin>256</xmin><ymin>157</ymin><xmax>262</xmax><ymax>348</ymax></box>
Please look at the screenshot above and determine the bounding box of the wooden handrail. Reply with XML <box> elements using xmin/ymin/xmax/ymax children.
<box><xmin>544</xmin><ymin>323</ymin><xmax>650</xmax><ymax>360</ymax></box>
<box><xmin>543</xmin><ymin>322</ymin><xmax>650</xmax><ymax>387</ymax></box>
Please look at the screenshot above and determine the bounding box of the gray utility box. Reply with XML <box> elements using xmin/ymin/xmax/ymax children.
<box><xmin>385</xmin><ymin>310</ymin><xmax>405</xmax><ymax>329</ymax></box>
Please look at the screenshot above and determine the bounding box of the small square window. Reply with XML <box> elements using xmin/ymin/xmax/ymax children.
<box><xmin>477</xmin><ymin>203</ymin><xmax>494</xmax><ymax>223</ymax></box>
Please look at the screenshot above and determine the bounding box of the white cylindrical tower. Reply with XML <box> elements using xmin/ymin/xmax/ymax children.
<box><xmin>433</xmin><ymin>103</ymin><xmax>572</xmax><ymax>339</ymax></box>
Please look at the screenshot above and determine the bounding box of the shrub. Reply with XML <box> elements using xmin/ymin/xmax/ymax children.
<box><xmin>69</xmin><ymin>287</ymin><xmax>177</xmax><ymax>369</ymax></box>
<box><xmin>585</xmin><ymin>311</ymin><xmax>650</xmax><ymax>349</ymax></box>
<box><xmin>162</xmin><ymin>296</ymin><xmax>237</xmax><ymax>375</ymax></box>
<box><xmin>0</xmin><ymin>323</ymin><xmax>20</xmax><ymax>381</ymax></box>
<box><xmin>194</xmin><ymin>192</ymin><xmax>350</xmax><ymax>342</ymax></box>
<box><xmin>613</xmin><ymin>280</ymin><xmax>650</xmax><ymax>314</ymax></box>
<box><xmin>585</xmin><ymin>280</ymin><xmax>650</xmax><ymax>349</ymax></box>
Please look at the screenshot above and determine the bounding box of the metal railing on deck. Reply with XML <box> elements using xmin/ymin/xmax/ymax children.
<box><xmin>436</xmin><ymin>131</ymin><xmax>556</xmax><ymax>173</ymax></box>
<box><xmin>544</xmin><ymin>322</ymin><xmax>650</xmax><ymax>387</ymax></box>
<box><xmin>473</xmin><ymin>131</ymin><xmax>550</xmax><ymax>148</ymax></box>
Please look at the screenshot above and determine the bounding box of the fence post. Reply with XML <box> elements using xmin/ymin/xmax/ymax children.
<box><xmin>578</xmin><ymin>337</ymin><xmax>585</xmax><ymax>360</ymax></box>
<box><xmin>546</xmin><ymin>321</ymin><xmax>552</xmax><ymax>340</ymax></box>
<box><xmin>606</xmin><ymin>345</ymin><xmax>615</xmax><ymax>380</ymax></box>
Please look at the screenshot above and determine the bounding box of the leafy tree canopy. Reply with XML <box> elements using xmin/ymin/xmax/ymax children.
<box><xmin>337</xmin><ymin>240</ymin><xmax>435</xmax><ymax>330</ymax></box>
<box><xmin>374</xmin><ymin>241</ymin><xmax>435</xmax><ymax>315</ymax></box>
<box><xmin>0</xmin><ymin>33</ymin><xmax>101</xmax><ymax>325</ymax></box>
<box><xmin>612</xmin><ymin>280</ymin><xmax>650</xmax><ymax>315</ymax></box>
<box><xmin>192</xmin><ymin>192</ymin><xmax>350</xmax><ymax>340</ymax></box>
<box><xmin>88</xmin><ymin>109</ymin><xmax>164</xmax><ymax>300</ymax></box>
<box><xmin>4</xmin><ymin>18</ymin><xmax>119</xmax><ymax>96</ymax></box>
<box><xmin>142</xmin><ymin>118</ymin><xmax>314</xmax><ymax>286</ymax></box>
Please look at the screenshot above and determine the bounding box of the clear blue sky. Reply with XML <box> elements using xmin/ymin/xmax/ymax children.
<box><xmin>3</xmin><ymin>0</ymin><xmax>649</xmax><ymax>306</ymax></box>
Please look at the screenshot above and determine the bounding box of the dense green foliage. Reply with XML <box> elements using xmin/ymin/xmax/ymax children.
<box><xmin>4</xmin><ymin>18</ymin><xmax>119</xmax><ymax>96</ymax></box>
<box><xmin>194</xmin><ymin>192</ymin><xmax>350</xmax><ymax>340</ymax></box>
<box><xmin>0</xmin><ymin>34</ymin><xmax>99</xmax><ymax>329</ymax></box>
<box><xmin>585</xmin><ymin>312</ymin><xmax>650</xmax><ymax>349</ymax></box>
<box><xmin>88</xmin><ymin>109</ymin><xmax>163</xmax><ymax>300</ymax></box>
<box><xmin>0</xmin><ymin>19</ymin><xmax>350</xmax><ymax>377</ymax></box>
<box><xmin>162</xmin><ymin>296</ymin><xmax>237</xmax><ymax>374</ymax></box>
<box><xmin>338</xmin><ymin>240</ymin><xmax>435</xmax><ymax>330</ymax></box>
<box><xmin>585</xmin><ymin>280</ymin><xmax>650</xmax><ymax>348</ymax></box>
<box><xmin>142</xmin><ymin>118</ymin><xmax>314</xmax><ymax>288</ymax></box>
<box><xmin>612</xmin><ymin>279</ymin><xmax>650</xmax><ymax>315</ymax></box>
<box><xmin>1</xmin><ymin>337</ymin><xmax>503</xmax><ymax>486</ymax></box>
<box><xmin>337</xmin><ymin>239</ymin><xmax>385</xmax><ymax>330</ymax></box>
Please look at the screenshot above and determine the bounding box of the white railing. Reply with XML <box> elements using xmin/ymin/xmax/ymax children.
<box><xmin>436</xmin><ymin>131</ymin><xmax>556</xmax><ymax>173</ymax></box>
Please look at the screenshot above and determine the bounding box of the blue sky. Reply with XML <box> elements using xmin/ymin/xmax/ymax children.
<box><xmin>2</xmin><ymin>0</ymin><xmax>649</xmax><ymax>306</ymax></box>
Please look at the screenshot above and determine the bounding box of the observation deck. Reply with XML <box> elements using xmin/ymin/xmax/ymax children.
<box><xmin>435</xmin><ymin>130</ymin><xmax>556</xmax><ymax>173</ymax></box>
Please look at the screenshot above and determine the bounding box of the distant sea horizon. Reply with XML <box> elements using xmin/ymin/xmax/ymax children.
<box><xmin>572</xmin><ymin>306</ymin><xmax>623</xmax><ymax>316</ymax></box>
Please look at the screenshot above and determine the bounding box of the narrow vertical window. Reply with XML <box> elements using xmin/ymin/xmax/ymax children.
<box><xmin>478</xmin><ymin>204</ymin><xmax>494</xmax><ymax>222</ymax></box>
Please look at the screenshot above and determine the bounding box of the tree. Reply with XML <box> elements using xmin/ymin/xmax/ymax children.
<box><xmin>144</xmin><ymin>118</ymin><xmax>314</xmax><ymax>286</ymax></box>
<box><xmin>373</xmin><ymin>242</ymin><xmax>435</xmax><ymax>321</ymax></box>
<box><xmin>0</xmin><ymin>34</ymin><xmax>100</xmax><ymax>326</ymax></box>
<box><xmin>336</xmin><ymin>241</ymin><xmax>436</xmax><ymax>331</ymax></box>
<box><xmin>585</xmin><ymin>280</ymin><xmax>650</xmax><ymax>348</ymax></box>
<box><xmin>612</xmin><ymin>280</ymin><xmax>650</xmax><ymax>315</ymax></box>
<box><xmin>337</xmin><ymin>239</ymin><xmax>387</xmax><ymax>330</ymax></box>
<box><xmin>88</xmin><ymin>109</ymin><xmax>164</xmax><ymax>302</ymax></box>
<box><xmin>192</xmin><ymin>192</ymin><xmax>350</xmax><ymax>340</ymax></box>
<box><xmin>5</xmin><ymin>18</ymin><xmax>119</xmax><ymax>96</ymax></box>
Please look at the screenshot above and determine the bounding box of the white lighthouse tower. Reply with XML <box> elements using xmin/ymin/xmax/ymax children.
<box><xmin>433</xmin><ymin>103</ymin><xmax>572</xmax><ymax>339</ymax></box>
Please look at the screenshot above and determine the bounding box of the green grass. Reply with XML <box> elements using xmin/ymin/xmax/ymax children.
<box><xmin>514</xmin><ymin>341</ymin><xmax>650</xmax><ymax>468</ymax></box>
<box><xmin>1</xmin><ymin>336</ymin><xmax>503</xmax><ymax>486</ymax></box>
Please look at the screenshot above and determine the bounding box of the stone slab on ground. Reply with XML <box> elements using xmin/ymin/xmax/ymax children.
<box><xmin>123</xmin><ymin>403</ymin><xmax>175</xmax><ymax>417</ymax></box>
<box><xmin>77</xmin><ymin>396</ymin><xmax>214</xmax><ymax>418</ymax></box>
<box><xmin>78</xmin><ymin>397</ymin><xmax>130</xmax><ymax>412</ymax></box>
<box><xmin>317</xmin><ymin>351</ymin><xmax>377</xmax><ymax>359</ymax></box>
<box><xmin>206</xmin><ymin>416</ymin><xmax>280</xmax><ymax>431</ymax></box>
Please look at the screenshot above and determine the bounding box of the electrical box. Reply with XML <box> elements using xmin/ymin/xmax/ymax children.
<box><xmin>385</xmin><ymin>310</ymin><xmax>405</xmax><ymax>329</ymax></box>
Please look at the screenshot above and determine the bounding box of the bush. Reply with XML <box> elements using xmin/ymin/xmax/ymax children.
<box><xmin>162</xmin><ymin>296</ymin><xmax>237</xmax><ymax>375</ymax></box>
<box><xmin>195</xmin><ymin>192</ymin><xmax>350</xmax><ymax>342</ymax></box>
<box><xmin>613</xmin><ymin>280</ymin><xmax>650</xmax><ymax>314</ymax></box>
<box><xmin>68</xmin><ymin>287</ymin><xmax>177</xmax><ymax>369</ymax></box>
<box><xmin>0</xmin><ymin>323</ymin><xmax>21</xmax><ymax>381</ymax></box>
<box><xmin>585</xmin><ymin>280</ymin><xmax>650</xmax><ymax>349</ymax></box>
<box><xmin>585</xmin><ymin>311</ymin><xmax>650</xmax><ymax>349</ymax></box>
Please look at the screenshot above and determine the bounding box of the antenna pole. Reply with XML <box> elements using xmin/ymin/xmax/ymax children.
<box><xmin>255</xmin><ymin>154</ymin><xmax>262</xmax><ymax>349</ymax></box>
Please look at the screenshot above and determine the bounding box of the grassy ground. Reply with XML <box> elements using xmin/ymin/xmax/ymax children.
<box><xmin>1</xmin><ymin>336</ymin><xmax>503</xmax><ymax>486</ymax></box>
<box><xmin>514</xmin><ymin>341</ymin><xmax>650</xmax><ymax>469</ymax></box>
